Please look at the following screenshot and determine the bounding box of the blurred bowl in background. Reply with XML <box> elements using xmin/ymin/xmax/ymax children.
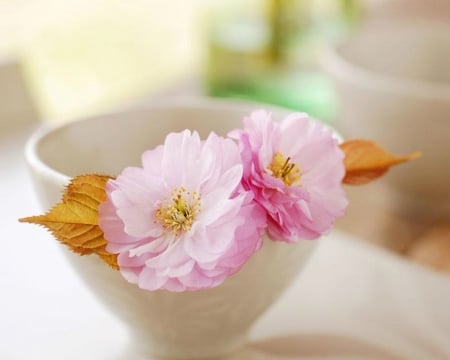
<box><xmin>321</xmin><ymin>19</ymin><xmax>450</xmax><ymax>218</ymax></box>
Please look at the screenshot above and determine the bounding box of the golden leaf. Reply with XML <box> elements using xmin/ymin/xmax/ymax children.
<box><xmin>340</xmin><ymin>139</ymin><xmax>422</xmax><ymax>185</ymax></box>
<box><xmin>20</xmin><ymin>175</ymin><xmax>118</xmax><ymax>269</ymax></box>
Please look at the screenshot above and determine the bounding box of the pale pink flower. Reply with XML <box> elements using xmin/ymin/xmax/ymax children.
<box><xmin>98</xmin><ymin>130</ymin><xmax>266</xmax><ymax>292</ymax></box>
<box><xmin>230</xmin><ymin>110</ymin><xmax>348</xmax><ymax>242</ymax></box>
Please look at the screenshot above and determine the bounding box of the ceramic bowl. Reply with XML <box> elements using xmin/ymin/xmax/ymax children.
<box><xmin>25</xmin><ymin>98</ymin><xmax>319</xmax><ymax>360</ymax></box>
<box><xmin>322</xmin><ymin>20</ymin><xmax>450</xmax><ymax>217</ymax></box>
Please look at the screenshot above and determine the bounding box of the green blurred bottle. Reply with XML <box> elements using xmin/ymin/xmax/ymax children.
<box><xmin>206</xmin><ymin>0</ymin><xmax>361</xmax><ymax>123</ymax></box>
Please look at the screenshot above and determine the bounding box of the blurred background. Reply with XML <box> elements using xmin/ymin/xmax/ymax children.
<box><xmin>0</xmin><ymin>0</ymin><xmax>362</xmax><ymax>123</ymax></box>
<box><xmin>0</xmin><ymin>0</ymin><xmax>449</xmax><ymax>270</ymax></box>
<box><xmin>0</xmin><ymin>0</ymin><xmax>446</xmax><ymax>119</ymax></box>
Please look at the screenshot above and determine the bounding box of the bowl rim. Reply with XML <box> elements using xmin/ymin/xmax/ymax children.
<box><xmin>24</xmin><ymin>97</ymin><xmax>297</xmax><ymax>185</ymax></box>
<box><xmin>320</xmin><ymin>20</ymin><xmax>450</xmax><ymax>100</ymax></box>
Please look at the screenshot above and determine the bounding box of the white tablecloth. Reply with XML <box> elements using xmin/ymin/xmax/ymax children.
<box><xmin>1</xmin><ymin>126</ymin><xmax>449</xmax><ymax>360</ymax></box>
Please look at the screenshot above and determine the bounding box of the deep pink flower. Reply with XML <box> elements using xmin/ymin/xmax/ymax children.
<box><xmin>230</xmin><ymin>110</ymin><xmax>348</xmax><ymax>242</ymax></box>
<box><xmin>99</xmin><ymin>130</ymin><xmax>266</xmax><ymax>291</ymax></box>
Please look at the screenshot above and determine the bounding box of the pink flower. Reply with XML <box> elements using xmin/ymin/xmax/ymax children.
<box><xmin>98</xmin><ymin>130</ymin><xmax>266</xmax><ymax>292</ymax></box>
<box><xmin>230</xmin><ymin>110</ymin><xmax>348</xmax><ymax>242</ymax></box>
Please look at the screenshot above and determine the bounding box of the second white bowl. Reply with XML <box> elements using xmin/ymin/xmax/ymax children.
<box><xmin>322</xmin><ymin>19</ymin><xmax>450</xmax><ymax>217</ymax></box>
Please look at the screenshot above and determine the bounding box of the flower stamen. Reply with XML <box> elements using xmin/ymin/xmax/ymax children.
<box><xmin>268</xmin><ymin>152</ymin><xmax>301</xmax><ymax>186</ymax></box>
<box><xmin>155</xmin><ymin>187</ymin><xmax>201</xmax><ymax>235</ymax></box>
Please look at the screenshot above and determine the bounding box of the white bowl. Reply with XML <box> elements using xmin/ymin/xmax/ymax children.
<box><xmin>25</xmin><ymin>98</ymin><xmax>318</xmax><ymax>360</ymax></box>
<box><xmin>322</xmin><ymin>20</ymin><xmax>450</xmax><ymax>217</ymax></box>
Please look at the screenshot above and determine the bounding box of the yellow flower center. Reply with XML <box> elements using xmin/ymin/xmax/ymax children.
<box><xmin>268</xmin><ymin>152</ymin><xmax>301</xmax><ymax>186</ymax></box>
<box><xmin>155</xmin><ymin>187</ymin><xmax>201</xmax><ymax>235</ymax></box>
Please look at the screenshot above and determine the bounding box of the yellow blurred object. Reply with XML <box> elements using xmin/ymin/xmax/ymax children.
<box><xmin>0</xmin><ymin>0</ymin><xmax>205</xmax><ymax>122</ymax></box>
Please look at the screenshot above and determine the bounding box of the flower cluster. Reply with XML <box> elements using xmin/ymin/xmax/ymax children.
<box><xmin>98</xmin><ymin>111</ymin><xmax>348</xmax><ymax>291</ymax></box>
<box><xmin>99</xmin><ymin>111</ymin><xmax>347</xmax><ymax>291</ymax></box>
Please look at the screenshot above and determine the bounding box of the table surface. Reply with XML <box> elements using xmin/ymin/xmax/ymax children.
<box><xmin>2</xmin><ymin>122</ymin><xmax>450</xmax><ymax>360</ymax></box>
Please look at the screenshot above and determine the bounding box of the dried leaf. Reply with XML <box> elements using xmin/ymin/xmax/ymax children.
<box><xmin>340</xmin><ymin>139</ymin><xmax>421</xmax><ymax>185</ymax></box>
<box><xmin>20</xmin><ymin>175</ymin><xmax>118</xmax><ymax>269</ymax></box>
